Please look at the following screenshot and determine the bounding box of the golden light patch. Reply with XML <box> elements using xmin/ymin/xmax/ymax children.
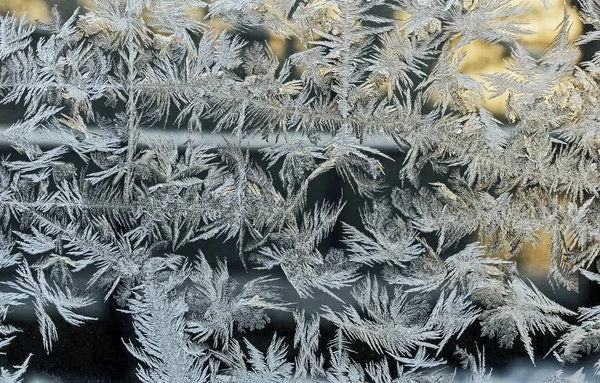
<box><xmin>517</xmin><ymin>230</ymin><xmax>552</xmax><ymax>277</ymax></box>
<box><xmin>77</xmin><ymin>0</ymin><xmax>95</xmax><ymax>8</ymax></box>
<box><xmin>407</xmin><ymin>0</ymin><xmax>584</xmax><ymax>115</ymax></box>
<box><xmin>0</xmin><ymin>0</ymin><xmax>51</xmax><ymax>23</ymax></box>
<box><xmin>513</xmin><ymin>0</ymin><xmax>582</xmax><ymax>52</ymax></box>
<box><xmin>267</xmin><ymin>30</ymin><xmax>286</xmax><ymax>60</ymax></box>
<box><xmin>454</xmin><ymin>40</ymin><xmax>507</xmax><ymax>114</ymax></box>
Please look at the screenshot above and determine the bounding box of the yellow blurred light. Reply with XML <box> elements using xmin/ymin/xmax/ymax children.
<box><xmin>77</xmin><ymin>0</ymin><xmax>95</xmax><ymax>8</ymax></box>
<box><xmin>517</xmin><ymin>230</ymin><xmax>553</xmax><ymax>277</ymax></box>
<box><xmin>514</xmin><ymin>0</ymin><xmax>582</xmax><ymax>52</ymax></box>
<box><xmin>0</xmin><ymin>0</ymin><xmax>51</xmax><ymax>23</ymax></box>
<box><xmin>453</xmin><ymin>0</ymin><xmax>583</xmax><ymax>115</ymax></box>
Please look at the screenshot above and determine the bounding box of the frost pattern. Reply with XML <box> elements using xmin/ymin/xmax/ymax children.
<box><xmin>0</xmin><ymin>0</ymin><xmax>599</xmax><ymax>381</ymax></box>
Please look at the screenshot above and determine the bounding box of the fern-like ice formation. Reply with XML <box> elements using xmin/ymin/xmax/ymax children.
<box><xmin>1</xmin><ymin>0</ymin><xmax>600</xmax><ymax>381</ymax></box>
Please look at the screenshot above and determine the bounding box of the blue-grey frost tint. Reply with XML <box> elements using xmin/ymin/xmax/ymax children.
<box><xmin>0</xmin><ymin>0</ymin><xmax>599</xmax><ymax>382</ymax></box>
